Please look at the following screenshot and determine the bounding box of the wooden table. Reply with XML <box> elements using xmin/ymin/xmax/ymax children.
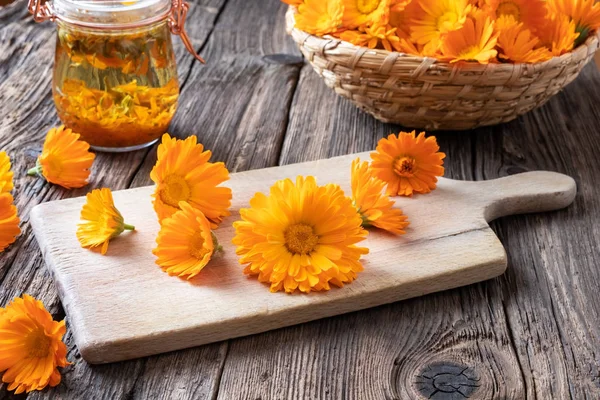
<box><xmin>1</xmin><ymin>0</ymin><xmax>599</xmax><ymax>399</ymax></box>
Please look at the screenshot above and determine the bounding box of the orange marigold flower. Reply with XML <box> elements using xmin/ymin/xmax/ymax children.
<box><xmin>498</xmin><ymin>23</ymin><xmax>553</xmax><ymax>63</ymax></box>
<box><xmin>340</xmin><ymin>24</ymin><xmax>403</xmax><ymax>51</ymax></box>
<box><xmin>351</xmin><ymin>158</ymin><xmax>409</xmax><ymax>235</ymax></box>
<box><xmin>150</xmin><ymin>134</ymin><xmax>232</xmax><ymax>228</ymax></box>
<box><xmin>77</xmin><ymin>188</ymin><xmax>135</xmax><ymax>255</ymax></box>
<box><xmin>153</xmin><ymin>202</ymin><xmax>217</xmax><ymax>280</ymax></box>
<box><xmin>495</xmin><ymin>14</ymin><xmax>519</xmax><ymax>31</ymax></box>
<box><xmin>295</xmin><ymin>0</ymin><xmax>344</xmax><ymax>36</ymax></box>
<box><xmin>537</xmin><ymin>14</ymin><xmax>580</xmax><ymax>56</ymax></box>
<box><xmin>370</xmin><ymin>131</ymin><xmax>445</xmax><ymax>196</ymax></box>
<box><xmin>0</xmin><ymin>294</ymin><xmax>68</xmax><ymax>394</ymax></box>
<box><xmin>27</xmin><ymin>126</ymin><xmax>95</xmax><ymax>189</ymax></box>
<box><xmin>233</xmin><ymin>176</ymin><xmax>369</xmax><ymax>294</ymax></box>
<box><xmin>548</xmin><ymin>0</ymin><xmax>600</xmax><ymax>41</ymax></box>
<box><xmin>0</xmin><ymin>151</ymin><xmax>14</xmax><ymax>194</ymax></box>
<box><xmin>410</xmin><ymin>0</ymin><xmax>472</xmax><ymax>56</ymax></box>
<box><xmin>391</xmin><ymin>0</ymin><xmax>412</xmax><ymax>12</ymax></box>
<box><xmin>483</xmin><ymin>0</ymin><xmax>547</xmax><ymax>33</ymax></box>
<box><xmin>441</xmin><ymin>15</ymin><xmax>499</xmax><ymax>64</ymax></box>
<box><xmin>282</xmin><ymin>0</ymin><xmax>304</xmax><ymax>5</ymax></box>
<box><xmin>342</xmin><ymin>0</ymin><xmax>391</xmax><ymax>29</ymax></box>
<box><xmin>0</xmin><ymin>193</ymin><xmax>20</xmax><ymax>252</ymax></box>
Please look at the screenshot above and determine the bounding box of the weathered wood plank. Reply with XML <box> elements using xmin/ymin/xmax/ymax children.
<box><xmin>0</xmin><ymin>1</ymin><xmax>231</xmax><ymax>399</ymax></box>
<box><xmin>478</xmin><ymin>63</ymin><xmax>600</xmax><ymax>399</ymax></box>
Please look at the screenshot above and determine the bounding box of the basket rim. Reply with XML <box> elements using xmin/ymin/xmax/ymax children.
<box><xmin>285</xmin><ymin>6</ymin><xmax>600</xmax><ymax>71</ymax></box>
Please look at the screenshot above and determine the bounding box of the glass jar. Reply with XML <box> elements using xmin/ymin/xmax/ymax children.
<box><xmin>28</xmin><ymin>0</ymin><xmax>204</xmax><ymax>152</ymax></box>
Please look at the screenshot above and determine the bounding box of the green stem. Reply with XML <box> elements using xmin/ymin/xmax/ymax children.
<box><xmin>27</xmin><ymin>165</ymin><xmax>41</xmax><ymax>176</ymax></box>
<box><xmin>123</xmin><ymin>223</ymin><xmax>135</xmax><ymax>231</ymax></box>
<box><xmin>211</xmin><ymin>231</ymin><xmax>223</xmax><ymax>252</ymax></box>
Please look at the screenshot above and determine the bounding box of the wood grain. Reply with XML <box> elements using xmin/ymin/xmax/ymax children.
<box><xmin>1</xmin><ymin>0</ymin><xmax>600</xmax><ymax>398</ymax></box>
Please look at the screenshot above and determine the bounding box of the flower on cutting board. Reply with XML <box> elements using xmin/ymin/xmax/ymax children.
<box><xmin>0</xmin><ymin>294</ymin><xmax>69</xmax><ymax>394</ymax></box>
<box><xmin>0</xmin><ymin>151</ymin><xmax>14</xmax><ymax>194</ymax></box>
<box><xmin>27</xmin><ymin>126</ymin><xmax>95</xmax><ymax>189</ymax></box>
<box><xmin>150</xmin><ymin>133</ymin><xmax>232</xmax><ymax>228</ymax></box>
<box><xmin>0</xmin><ymin>193</ymin><xmax>20</xmax><ymax>252</ymax></box>
<box><xmin>153</xmin><ymin>201</ymin><xmax>219</xmax><ymax>280</ymax></box>
<box><xmin>351</xmin><ymin>158</ymin><xmax>409</xmax><ymax>234</ymax></box>
<box><xmin>77</xmin><ymin>188</ymin><xmax>135</xmax><ymax>255</ymax></box>
<box><xmin>370</xmin><ymin>131</ymin><xmax>445</xmax><ymax>197</ymax></box>
<box><xmin>233</xmin><ymin>176</ymin><xmax>369</xmax><ymax>294</ymax></box>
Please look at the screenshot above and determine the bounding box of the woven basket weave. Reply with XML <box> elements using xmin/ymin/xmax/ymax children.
<box><xmin>285</xmin><ymin>8</ymin><xmax>600</xmax><ymax>131</ymax></box>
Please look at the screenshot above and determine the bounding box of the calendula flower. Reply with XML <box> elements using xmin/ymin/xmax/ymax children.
<box><xmin>282</xmin><ymin>0</ymin><xmax>304</xmax><ymax>5</ymax></box>
<box><xmin>494</xmin><ymin>13</ymin><xmax>519</xmax><ymax>31</ymax></box>
<box><xmin>547</xmin><ymin>0</ymin><xmax>600</xmax><ymax>43</ymax></box>
<box><xmin>537</xmin><ymin>14</ymin><xmax>580</xmax><ymax>56</ymax></box>
<box><xmin>27</xmin><ymin>126</ymin><xmax>95</xmax><ymax>189</ymax></box>
<box><xmin>351</xmin><ymin>159</ymin><xmax>409</xmax><ymax>234</ymax></box>
<box><xmin>391</xmin><ymin>0</ymin><xmax>412</xmax><ymax>13</ymax></box>
<box><xmin>498</xmin><ymin>23</ymin><xmax>552</xmax><ymax>63</ymax></box>
<box><xmin>389</xmin><ymin>6</ymin><xmax>423</xmax><ymax>54</ymax></box>
<box><xmin>342</xmin><ymin>0</ymin><xmax>391</xmax><ymax>29</ymax></box>
<box><xmin>153</xmin><ymin>202</ymin><xmax>217</xmax><ymax>280</ymax></box>
<box><xmin>0</xmin><ymin>193</ymin><xmax>20</xmax><ymax>252</ymax></box>
<box><xmin>77</xmin><ymin>188</ymin><xmax>135</xmax><ymax>255</ymax></box>
<box><xmin>150</xmin><ymin>134</ymin><xmax>231</xmax><ymax>227</ymax></box>
<box><xmin>233</xmin><ymin>176</ymin><xmax>368</xmax><ymax>294</ymax></box>
<box><xmin>339</xmin><ymin>24</ymin><xmax>402</xmax><ymax>51</ymax></box>
<box><xmin>440</xmin><ymin>15</ymin><xmax>499</xmax><ymax>63</ymax></box>
<box><xmin>0</xmin><ymin>294</ymin><xmax>68</xmax><ymax>394</ymax></box>
<box><xmin>483</xmin><ymin>0</ymin><xmax>547</xmax><ymax>32</ymax></box>
<box><xmin>0</xmin><ymin>151</ymin><xmax>14</xmax><ymax>194</ymax></box>
<box><xmin>370</xmin><ymin>131</ymin><xmax>445</xmax><ymax>197</ymax></box>
<box><xmin>295</xmin><ymin>0</ymin><xmax>344</xmax><ymax>36</ymax></box>
<box><xmin>410</xmin><ymin>0</ymin><xmax>472</xmax><ymax>56</ymax></box>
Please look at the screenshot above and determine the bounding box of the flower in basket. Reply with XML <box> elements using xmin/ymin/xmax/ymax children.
<box><xmin>284</xmin><ymin>0</ymin><xmax>600</xmax><ymax>64</ymax></box>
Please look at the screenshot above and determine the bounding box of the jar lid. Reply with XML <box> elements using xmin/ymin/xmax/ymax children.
<box><xmin>48</xmin><ymin>0</ymin><xmax>172</xmax><ymax>28</ymax></box>
<box><xmin>27</xmin><ymin>0</ymin><xmax>205</xmax><ymax>62</ymax></box>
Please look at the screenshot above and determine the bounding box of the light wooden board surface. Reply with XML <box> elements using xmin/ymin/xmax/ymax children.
<box><xmin>29</xmin><ymin>151</ymin><xmax>576</xmax><ymax>364</ymax></box>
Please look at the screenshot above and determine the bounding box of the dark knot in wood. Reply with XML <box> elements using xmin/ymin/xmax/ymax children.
<box><xmin>414</xmin><ymin>362</ymin><xmax>480</xmax><ymax>399</ymax></box>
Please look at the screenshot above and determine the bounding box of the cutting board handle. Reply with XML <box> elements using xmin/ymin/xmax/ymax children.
<box><xmin>479</xmin><ymin>171</ymin><xmax>576</xmax><ymax>221</ymax></box>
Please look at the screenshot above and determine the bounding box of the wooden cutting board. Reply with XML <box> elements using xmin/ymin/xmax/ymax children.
<box><xmin>30</xmin><ymin>151</ymin><xmax>576</xmax><ymax>364</ymax></box>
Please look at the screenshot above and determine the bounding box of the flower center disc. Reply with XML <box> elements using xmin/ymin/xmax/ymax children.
<box><xmin>497</xmin><ymin>1</ymin><xmax>521</xmax><ymax>21</ymax></box>
<box><xmin>189</xmin><ymin>231</ymin><xmax>209</xmax><ymax>260</ymax></box>
<box><xmin>393</xmin><ymin>156</ymin><xmax>417</xmax><ymax>177</ymax></box>
<box><xmin>458</xmin><ymin>45</ymin><xmax>480</xmax><ymax>59</ymax></box>
<box><xmin>25</xmin><ymin>329</ymin><xmax>51</xmax><ymax>358</ymax></box>
<box><xmin>356</xmin><ymin>0</ymin><xmax>380</xmax><ymax>15</ymax></box>
<box><xmin>284</xmin><ymin>223</ymin><xmax>319</xmax><ymax>255</ymax></box>
<box><xmin>160</xmin><ymin>174</ymin><xmax>191</xmax><ymax>208</ymax></box>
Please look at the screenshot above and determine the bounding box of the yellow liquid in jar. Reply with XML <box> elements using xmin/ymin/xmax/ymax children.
<box><xmin>53</xmin><ymin>21</ymin><xmax>179</xmax><ymax>149</ymax></box>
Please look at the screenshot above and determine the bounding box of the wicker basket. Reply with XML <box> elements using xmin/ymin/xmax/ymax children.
<box><xmin>285</xmin><ymin>8</ymin><xmax>600</xmax><ymax>131</ymax></box>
